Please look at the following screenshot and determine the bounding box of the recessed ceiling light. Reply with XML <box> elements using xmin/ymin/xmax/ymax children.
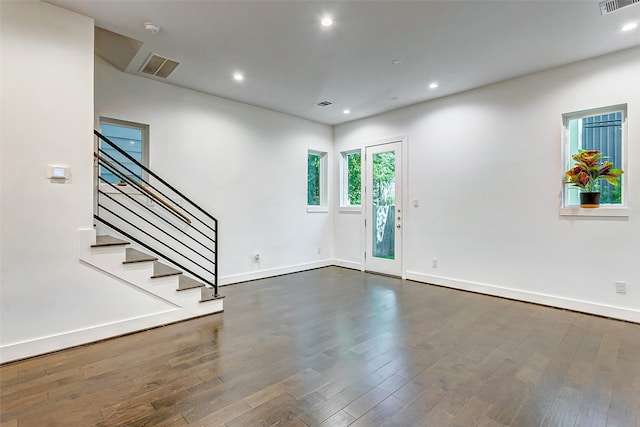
<box><xmin>144</xmin><ymin>22</ymin><xmax>160</xmax><ymax>33</ymax></box>
<box><xmin>429</xmin><ymin>82</ymin><xmax>439</xmax><ymax>89</ymax></box>
<box><xmin>621</xmin><ymin>22</ymin><xmax>638</xmax><ymax>32</ymax></box>
<box><xmin>233</xmin><ymin>72</ymin><xmax>244</xmax><ymax>81</ymax></box>
<box><xmin>321</xmin><ymin>17</ymin><xmax>333</xmax><ymax>27</ymax></box>
<box><xmin>343</xmin><ymin>109</ymin><xmax>350</xmax><ymax>114</ymax></box>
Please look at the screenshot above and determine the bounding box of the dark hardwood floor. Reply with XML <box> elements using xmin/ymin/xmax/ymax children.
<box><xmin>1</xmin><ymin>267</ymin><xmax>639</xmax><ymax>426</ymax></box>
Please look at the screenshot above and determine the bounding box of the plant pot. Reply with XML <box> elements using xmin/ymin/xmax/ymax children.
<box><xmin>580</xmin><ymin>192</ymin><xmax>600</xmax><ymax>208</ymax></box>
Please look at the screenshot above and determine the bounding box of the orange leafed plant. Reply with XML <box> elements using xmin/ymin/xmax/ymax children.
<box><xmin>565</xmin><ymin>150</ymin><xmax>623</xmax><ymax>193</ymax></box>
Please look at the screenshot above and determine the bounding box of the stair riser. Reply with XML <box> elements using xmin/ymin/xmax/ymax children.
<box><xmin>178</xmin><ymin>283</ymin><xmax>203</xmax><ymax>291</ymax></box>
<box><xmin>200</xmin><ymin>287</ymin><xmax>222</xmax><ymax>302</ymax></box>
<box><xmin>122</xmin><ymin>263</ymin><xmax>162</xmax><ymax>286</ymax></box>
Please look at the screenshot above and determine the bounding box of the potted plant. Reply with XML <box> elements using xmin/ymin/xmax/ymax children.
<box><xmin>565</xmin><ymin>149</ymin><xmax>623</xmax><ymax>208</ymax></box>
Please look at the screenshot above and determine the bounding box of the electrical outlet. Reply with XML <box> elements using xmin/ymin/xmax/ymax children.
<box><xmin>254</xmin><ymin>253</ymin><xmax>260</xmax><ymax>263</ymax></box>
<box><xmin>317</xmin><ymin>247</ymin><xmax>321</xmax><ymax>254</ymax></box>
<box><xmin>615</xmin><ymin>281</ymin><xmax>626</xmax><ymax>294</ymax></box>
<box><xmin>432</xmin><ymin>258</ymin><xmax>438</xmax><ymax>268</ymax></box>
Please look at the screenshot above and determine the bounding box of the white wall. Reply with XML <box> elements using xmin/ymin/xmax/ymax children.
<box><xmin>0</xmin><ymin>1</ymin><xmax>176</xmax><ymax>361</ymax></box>
<box><xmin>2</xmin><ymin>2</ymin><xmax>636</xmax><ymax>364</ymax></box>
<box><xmin>95</xmin><ymin>56</ymin><xmax>334</xmax><ymax>284</ymax></box>
<box><xmin>1</xmin><ymin>2</ymin><xmax>333</xmax><ymax>362</ymax></box>
<box><xmin>333</xmin><ymin>47</ymin><xmax>640</xmax><ymax>322</ymax></box>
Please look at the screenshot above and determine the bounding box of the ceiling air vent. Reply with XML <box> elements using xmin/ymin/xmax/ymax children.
<box><xmin>316</xmin><ymin>101</ymin><xmax>333</xmax><ymax>107</ymax></box>
<box><xmin>599</xmin><ymin>0</ymin><xmax>639</xmax><ymax>15</ymax></box>
<box><xmin>140</xmin><ymin>53</ymin><xmax>180</xmax><ymax>78</ymax></box>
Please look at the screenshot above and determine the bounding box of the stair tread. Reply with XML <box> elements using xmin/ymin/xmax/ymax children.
<box><xmin>151</xmin><ymin>261</ymin><xmax>182</xmax><ymax>278</ymax></box>
<box><xmin>177</xmin><ymin>275</ymin><xmax>205</xmax><ymax>291</ymax></box>
<box><xmin>92</xmin><ymin>235</ymin><xmax>129</xmax><ymax>247</ymax></box>
<box><xmin>124</xmin><ymin>248</ymin><xmax>158</xmax><ymax>264</ymax></box>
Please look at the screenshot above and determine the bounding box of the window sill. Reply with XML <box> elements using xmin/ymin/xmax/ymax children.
<box><xmin>99</xmin><ymin>183</ymin><xmax>144</xmax><ymax>195</ymax></box>
<box><xmin>339</xmin><ymin>206</ymin><xmax>361</xmax><ymax>213</ymax></box>
<box><xmin>560</xmin><ymin>206</ymin><xmax>629</xmax><ymax>217</ymax></box>
<box><xmin>307</xmin><ymin>206</ymin><xmax>328</xmax><ymax>213</ymax></box>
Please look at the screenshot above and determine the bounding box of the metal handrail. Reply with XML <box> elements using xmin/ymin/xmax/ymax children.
<box><xmin>96</xmin><ymin>144</ymin><xmax>215</xmax><ymax>234</ymax></box>
<box><xmin>97</xmin><ymin>183</ymin><xmax>214</xmax><ymax>256</ymax></box>
<box><xmin>95</xmin><ymin>130</ymin><xmax>216</xmax><ymax>223</ymax></box>
<box><xmin>95</xmin><ymin>153</ymin><xmax>192</xmax><ymax>224</ymax></box>
<box><xmin>94</xmin><ymin>130</ymin><xmax>219</xmax><ymax>296</ymax></box>
<box><xmin>96</xmin><ymin>152</ymin><xmax>215</xmax><ymax>244</ymax></box>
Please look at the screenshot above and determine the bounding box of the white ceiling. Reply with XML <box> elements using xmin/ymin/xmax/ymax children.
<box><xmin>49</xmin><ymin>0</ymin><xmax>640</xmax><ymax>125</ymax></box>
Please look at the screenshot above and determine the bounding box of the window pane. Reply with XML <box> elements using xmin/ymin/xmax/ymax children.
<box><xmin>99</xmin><ymin>123</ymin><xmax>144</xmax><ymax>184</ymax></box>
<box><xmin>347</xmin><ymin>152</ymin><xmax>361</xmax><ymax>205</ymax></box>
<box><xmin>566</xmin><ymin>111</ymin><xmax>623</xmax><ymax>205</ymax></box>
<box><xmin>307</xmin><ymin>153</ymin><xmax>320</xmax><ymax>205</ymax></box>
<box><xmin>581</xmin><ymin>112</ymin><xmax>622</xmax><ymax>204</ymax></box>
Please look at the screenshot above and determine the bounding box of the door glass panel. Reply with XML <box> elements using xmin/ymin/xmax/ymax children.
<box><xmin>372</xmin><ymin>151</ymin><xmax>396</xmax><ymax>260</ymax></box>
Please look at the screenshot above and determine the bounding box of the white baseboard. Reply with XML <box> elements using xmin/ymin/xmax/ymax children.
<box><xmin>331</xmin><ymin>259</ymin><xmax>363</xmax><ymax>271</ymax></box>
<box><xmin>219</xmin><ymin>260</ymin><xmax>334</xmax><ymax>286</ymax></box>
<box><xmin>405</xmin><ymin>270</ymin><xmax>640</xmax><ymax>323</ymax></box>
<box><xmin>0</xmin><ymin>303</ymin><xmax>223</xmax><ymax>364</ymax></box>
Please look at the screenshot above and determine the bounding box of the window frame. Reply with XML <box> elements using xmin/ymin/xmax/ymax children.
<box><xmin>98</xmin><ymin>117</ymin><xmax>150</xmax><ymax>188</ymax></box>
<box><xmin>560</xmin><ymin>104</ymin><xmax>629</xmax><ymax>217</ymax></box>
<box><xmin>307</xmin><ymin>149</ymin><xmax>328</xmax><ymax>212</ymax></box>
<box><xmin>340</xmin><ymin>149</ymin><xmax>362</xmax><ymax>211</ymax></box>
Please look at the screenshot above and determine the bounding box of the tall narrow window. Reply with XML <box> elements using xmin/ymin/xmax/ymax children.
<box><xmin>99</xmin><ymin>118</ymin><xmax>149</xmax><ymax>185</ymax></box>
<box><xmin>562</xmin><ymin>105</ymin><xmax>626</xmax><ymax>208</ymax></box>
<box><xmin>340</xmin><ymin>149</ymin><xmax>361</xmax><ymax>207</ymax></box>
<box><xmin>307</xmin><ymin>150</ymin><xmax>327</xmax><ymax>210</ymax></box>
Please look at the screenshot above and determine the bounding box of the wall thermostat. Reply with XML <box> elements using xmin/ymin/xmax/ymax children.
<box><xmin>48</xmin><ymin>165</ymin><xmax>69</xmax><ymax>179</ymax></box>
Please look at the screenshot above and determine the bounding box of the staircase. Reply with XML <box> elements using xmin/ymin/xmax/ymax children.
<box><xmin>79</xmin><ymin>231</ymin><xmax>223</xmax><ymax>315</ymax></box>
<box><xmin>83</xmin><ymin>130</ymin><xmax>223</xmax><ymax>318</ymax></box>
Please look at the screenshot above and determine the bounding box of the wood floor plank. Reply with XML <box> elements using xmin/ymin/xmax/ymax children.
<box><xmin>541</xmin><ymin>385</ymin><xmax>581</xmax><ymax>427</ymax></box>
<box><xmin>449</xmin><ymin>395</ymin><xmax>492</xmax><ymax>427</ymax></box>
<box><xmin>317</xmin><ymin>409</ymin><xmax>356</xmax><ymax>427</ymax></box>
<box><xmin>1</xmin><ymin>267</ymin><xmax>638</xmax><ymax>426</ymax></box>
<box><xmin>298</xmin><ymin>376</ymin><xmax>384</xmax><ymax>426</ymax></box>
<box><xmin>343</xmin><ymin>382</ymin><xmax>395</xmax><ymax>419</ymax></box>
<box><xmin>224</xmin><ymin>393</ymin><xmax>303</xmax><ymax>427</ymax></box>
<box><xmin>385</xmin><ymin>385</ymin><xmax>448</xmax><ymax>426</ymax></box>
<box><xmin>186</xmin><ymin>399</ymin><xmax>251</xmax><ymax>426</ymax></box>
<box><xmin>349</xmin><ymin>395</ymin><xmax>405</xmax><ymax>427</ymax></box>
<box><xmin>244</xmin><ymin>381</ymin><xmax>287</xmax><ymax>408</ymax></box>
<box><xmin>606</xmin><ymin>361</ymin><xmax>640</xmax><ymax>427</ymax></box>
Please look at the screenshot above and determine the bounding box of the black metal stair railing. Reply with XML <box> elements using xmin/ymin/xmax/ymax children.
<box><xmin>93</xmin><ymin>130</ymin><xmax>219</xmax><ymax>297</ymax></box>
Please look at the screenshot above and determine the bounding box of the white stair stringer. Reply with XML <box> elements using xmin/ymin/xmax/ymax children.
<box><xmin>78</xmin><ymin>228</ymin><xmax>223</xmax><ymax>320</ymax></box>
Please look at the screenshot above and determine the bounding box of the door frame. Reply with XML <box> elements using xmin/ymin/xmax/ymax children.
<box><xmin>362</xmin><ymin>135</ymin><xmax>407</xmax><ymax>278</ymax></box>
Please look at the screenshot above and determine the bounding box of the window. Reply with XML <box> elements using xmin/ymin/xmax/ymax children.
<box><xmin>340</xmin><ymin>149</ymin><xmax>362</xmax><ymax>208</ymax></box>
<box><xmin>99</xmin><ymin>118</ymin><xmax>149</xmax><ymax>185</ymax></box>
<box><xmin>562</xmin><ymin>105</ymin><xmax>627</xmax><ymax>210</ymax></box>
<box><xmin>307</xmin><ymin>150</ymin><xmax>327</xmax><ymax>211</ymax></box>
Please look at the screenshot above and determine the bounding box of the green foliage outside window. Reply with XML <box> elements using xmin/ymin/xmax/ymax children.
<box><xmin>307</xmin><ymin>153</ymin><xmax>320</xmax><ymax>205</ymax></box>
<box><xmin>346</xmin><ymin>152</ymin><xmax>361</xmax><ymax>205</ymax></box>
<box><xmin>373</xmin><ymin>152</ymin><xmax>395</xmax><ymax>206</ymax></box>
